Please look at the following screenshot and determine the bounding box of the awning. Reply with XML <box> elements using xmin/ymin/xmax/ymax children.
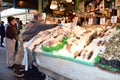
<box><xmin>1</xmin><ymin>7</ymin><xmax>26</xmax><ymax>17</ymax></box>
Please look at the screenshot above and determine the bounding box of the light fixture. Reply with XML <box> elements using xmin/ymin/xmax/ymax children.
<box><xmin>66</xmin><ymin>0</ymin><xmax>72</xmax><ymax>3</ymax></box>
<box><xmin>19</xmin><ymin>1</ymin><xmax>24</xmax><ymax>6</ymax></box>
<box><xmin>50</xmin><ymin>0</ymin><xmax>58</xmax><ymax>9</ymax></box>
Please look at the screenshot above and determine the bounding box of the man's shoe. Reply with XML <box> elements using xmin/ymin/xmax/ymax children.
<box><xmin>7</xmin><ymin>64</ymin><xmax>15</xmax><ymax>69</ymax></box>
<box><xmin>14</xmin><ymin>64</ymin><xmax>25</xmax><ymax>71</ymax></box>
<box><xmin>13</xmin><ymin>70</ymin><xmax>24</xmax><ymax>77</ymax></box>
<box><xmin>19</xmin><ymin>65</ymin><xmax>25</xmax><ymax>71</ymax></box>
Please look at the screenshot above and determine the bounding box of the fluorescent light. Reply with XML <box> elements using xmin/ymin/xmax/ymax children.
<box><xmin>50</xmin><ymin>0</ymin><xmax>58</xmax><ymax>9</ymax></box>
<box><xmin>66</xmin><ymin>0</ymin><xmax>72</xmax><ymax>3</ymax></box>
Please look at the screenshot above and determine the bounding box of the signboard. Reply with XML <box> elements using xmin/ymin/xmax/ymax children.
<box><xmin>88</xmin><ymin>18</ymin><xmax>93</xmax><ymax>25</ymax></box>
<box><xmin>70</xmin><ymin>17</ymin><xmax>78</xmax><ymax>30</ymax></box>
<box><xmin>100</xmin><ymin>18</ymin><xmax>105</xmax><ymax>24</ymax></box>
<box><xmin>111</xmin><ymin>16</ymin><xmax>117</xmax><ymax>23</ymax></box>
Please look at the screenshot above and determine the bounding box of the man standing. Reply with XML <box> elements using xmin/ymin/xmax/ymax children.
<box><xmin>6</xmin><ymin>16</ymin><xmax>24</xmax><ymax>77</ymax></box>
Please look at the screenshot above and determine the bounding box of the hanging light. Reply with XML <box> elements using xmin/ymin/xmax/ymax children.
<box><xmin>50</xmin><ymin>0</ymin><xmax>58</xmax><ymax>9</ymax></box>
<box><xmin>66</xmin><ymin>0</ymin><xmax>72</xmax><ymax>3</ymax></box>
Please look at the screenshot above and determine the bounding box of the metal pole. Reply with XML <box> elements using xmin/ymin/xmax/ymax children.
<box><xmin>0</xmin><ymin>0</ymin><xmax>1</xmax><ymax>21</ymax></box>
<box><xmin>42</xmin><ymin>0</ymin><xmax>44</xmax><ymax>12</ymax></box>
<box><xmin>25</xmin><ymin>9</ymin><xmax>28</xmax><ymax>23</ymax></box>
<box><xmin>38</xmin><ymin>0</ymin><xmax>42</xmax><ymax>13</ymax></box>
<box><xmin>0</xmin><ymin>12</ymin><xmax>1</xmax><ymax>21</ymax></box>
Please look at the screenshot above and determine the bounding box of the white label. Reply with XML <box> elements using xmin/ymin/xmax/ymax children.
<box><xmin>42</xmin><ymin>13</ymin><xmax>46</xmax><ymax>21</ymax></box>
<box><xmin>100</xmin><ymin>18</ymin><xmax>105</xmax><ymax>24</ymax></box>
<box><xmin>111</xmin><ymin>16</ymin><xmax>117</xmax><ymax>23</ymax></box>
<box><xmin>88</xmin><ymin>18</ymin><xmax>93</xmax><ymax>25</ymax></box>
<box><xmin>70</xmin><ymin>17</ymin><xmax>78</xmax><ymax>30</ymax></box>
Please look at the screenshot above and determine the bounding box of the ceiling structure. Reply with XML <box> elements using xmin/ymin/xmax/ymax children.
<box><xmin>1</xmin><ymin>0</ymin><xmax>74</xmax><ymax>10</ymax></box>
<box><xmin>1</xmin><ymin>0</ymin><xmax>13</xmax><ymax>11</ymax></box>
<box><xmin>2</xmin><ymin>1</ymin><xmax>13</xmax><ymax>10</ymax></box>
<box><xmin>1</xmin><ymin>0</ymin><xmax>76</xmax><ymax>11</ymax></box>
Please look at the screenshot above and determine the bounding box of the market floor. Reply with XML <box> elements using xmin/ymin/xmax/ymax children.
<box><xmin>0</xmin><ymin>45</ymin><xmax>23</xmax><ymax>80</ymax></box>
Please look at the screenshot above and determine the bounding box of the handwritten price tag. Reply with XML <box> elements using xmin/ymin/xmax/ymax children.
<box><xmin>100</xmin><ymin>18</ymin><xmax>105</xmax><ymax>24</ymax></box>
<box><xmin>70</xmin><ymin>17</ymin><xmax>78</xmax><ymax>30</ymax></box>
<box><xmin>88</xmin><ymin>18</ymin><xmax>93</xmax><ymax>25</ymax></box>
<box><xmin>111</xmin><ymin>16</ymin><xmax>117</xmax><ymax>23</ymax></box>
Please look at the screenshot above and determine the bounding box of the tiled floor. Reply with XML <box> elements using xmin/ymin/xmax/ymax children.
<box><xmin>0</xmin><ymin>43</ymin><xmax>47</xmax><ymax>80</ymax></box>
<box><xmin>0</xmin><ymin>45</ymin><xmax>23</xmax><ymax>80</ymax></box>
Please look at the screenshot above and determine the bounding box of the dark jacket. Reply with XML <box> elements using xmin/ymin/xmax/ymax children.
<box><xmin>22</xmin><ymin>20</ymin><xmax>57</xmax><ymax>42</ymax></box>
<box><xmin>6</xmin><ymin>23</ymin><xmax>18</xmax><ymax>40</ymax></box>
<box><xmin>0</xmin><ymin>24</ymin><xmax>5</xmax><ymax>37</ymax></box>
<box><xmin>15</xmin><ymin>23</ymin><xmax>20</xmax><ymax>35</ymax></box>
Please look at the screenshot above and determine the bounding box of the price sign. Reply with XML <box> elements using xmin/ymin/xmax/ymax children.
<box><xmin>100</xmin><ymin>18</ymin><xmax>105</xmax><ymax>24</ymax></box>
<box><xmin>70</xmin><ymin>17</ymin><xmax>78</xmax><ymax>30</ymax></box>
<box><xmin>42</xmin><ymin>13</ymin><xmax>46</xmax><ymax>21</ymax></box>
<box><xmin>88</xmin><ymin>18</ymin><xmax>93</xmax><ymax>25</ymax></box>
<box><xmin>111</xmin><ymin>16</ymin><xmax>117</xmax><ymax>23</ymax></box>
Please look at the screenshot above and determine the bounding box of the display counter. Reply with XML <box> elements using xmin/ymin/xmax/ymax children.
<box><xmin>34</xmin><ymin>51</ymin><xmax>120</xmax><ymax>80</ymax></box>
<box><xmin>26</xmin><ymin>23</ymin><xmax>120</xmax><ymax>80</ymax></box>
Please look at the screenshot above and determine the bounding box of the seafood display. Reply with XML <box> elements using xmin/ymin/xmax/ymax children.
<box><xmin>28</xmin><ymin>23</ymin><xmax>120</xmax><ymax>72</ymax></box>
<box><xmin>95</xmin><ymin>29</ymin><xmax>120</xmax><ymax>73</ymax></box>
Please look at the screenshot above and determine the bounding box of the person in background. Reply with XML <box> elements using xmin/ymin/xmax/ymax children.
<box><xmin>5</xmin><ymin>16</ymin><xmax>24</xmax><ymax>77</ymax></box>
<box><xmin>0</xmin><ymin>21</ymin><xmax>5</xmax><ymax>47</ymax></box>
<box><xmin>15</xmin><ymin>18</ymin><xmax>21</xmax><ymax>34</ymax></box>
<box><xmin>15</xmin><ymin>18</ymin><xmax>21</xmax><ymax>52</ymax></box>
<box><xmin>19</xmin><ymin>20</ymin><xmax>23</xmax><ymax>29</ymax></box>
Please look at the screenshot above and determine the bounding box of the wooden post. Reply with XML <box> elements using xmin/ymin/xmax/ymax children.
<box><xmin>38</xmin><ymin>0</ymin><xmax>42</xmax><ymax>13</ymax></box>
